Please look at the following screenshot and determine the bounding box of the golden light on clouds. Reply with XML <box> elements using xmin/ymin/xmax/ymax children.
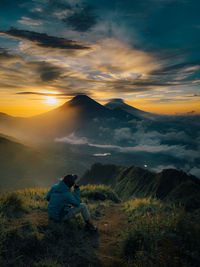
<box><xmin>0</xmin><ymin>31</ymin><xmax>200</xmax><ymax>116</ymax></box>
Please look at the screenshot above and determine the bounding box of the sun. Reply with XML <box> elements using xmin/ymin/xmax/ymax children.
<box><xmin>44</xmin><ymin>96</ymin><xmax>59</xmax><ymax>106</ymax></box>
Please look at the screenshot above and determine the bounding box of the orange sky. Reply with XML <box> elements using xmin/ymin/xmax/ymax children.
<box><xmin>0</xmin><ymin>94</ymin><xmax>199</xmax><ymax>117</ymax></box>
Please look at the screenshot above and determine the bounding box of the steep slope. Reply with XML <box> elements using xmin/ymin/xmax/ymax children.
<box><xmin>80</xmin><ymin>163</ymin><xmax>200</xmax><ymax>206</ymax></box>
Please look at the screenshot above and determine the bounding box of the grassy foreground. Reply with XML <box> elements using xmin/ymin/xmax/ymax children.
<box><xmin>0</xmin><ymin>185</ymin><xmax>118</xmax><ymax>267</ymax></box>
<box><xmin>121</xmin><ymin>198</ymin><xmax>200</xmax><ymax>267</ymax></box>
<box><xmin>0</xmin><ymin>185</ymin><xmax>199</xmax><ymax>266</ymax></box>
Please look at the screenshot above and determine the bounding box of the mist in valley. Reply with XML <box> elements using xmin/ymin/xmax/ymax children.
<box><xmin>0</xmin><ymin>95</ymin><xmax>200</xmax><ymax>193</ymax></box>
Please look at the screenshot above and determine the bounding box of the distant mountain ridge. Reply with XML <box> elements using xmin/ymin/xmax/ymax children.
<box><xmin>80</xmin><ymin>163</ymin><xmax>200</xmax><ymax>210</ymax></box>
<box><xmin>0</xmin><ymin>94</ymin><xmax>140</xmax><ymax>141</ymax></box>
<box><xmin>0</xmin><ymin>94</ymin><xmax>199</xmax><ymax>179</ymax></box>
<box><xmin>105</xmin><ymin>98</ymin><xmax>157</xmax><ymax>119</ymax></box>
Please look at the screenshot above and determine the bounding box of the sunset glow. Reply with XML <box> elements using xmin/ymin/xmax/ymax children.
<box><xmin>44</xmin><ymin>96</ymin><xmax>60</xmax><ymax>106</ymax></box>
<box><xmin>0</xmin><ymin>1</ymin><xmax>200</xmax><ymax>116</ymax></box>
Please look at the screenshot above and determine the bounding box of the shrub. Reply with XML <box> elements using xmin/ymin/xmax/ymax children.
<box><xmin>16</xmin><ymin>188</ymin><xmax>49</xmax><ymax>210</ymax></box>
<box><xmin>80</xmin><ymin>184</ymin><xmax>120</xmax><ymax>203</ymax></box>
<box><xmin>0</xmin><ymin>220</ymin><xmax>44</xmax><ymax>266</ymax></box>
<box><xmin>0</xmin><ymin>192</ymin><xmax>28</xmax><ymax>218</ymax></box>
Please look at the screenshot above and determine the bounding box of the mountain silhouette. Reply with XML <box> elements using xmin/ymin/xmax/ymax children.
<box><xmin>0</xmin><ymin>94</ymin><xmax>199</xmax><ymax>182</ymax></box>
<box><xmin>105</xmin><ymin>98</ymin><xmax>157</xmax><ymax>119</ymax></box>
<box><xmin>0</xmin><ymin>95</ymin><xmax>138</xmax><ymax>141</ymax></box>
<box><xmin>61</xmin><ymin>94</ymin><xmax>112</xmax><ymax>119</ymax></box>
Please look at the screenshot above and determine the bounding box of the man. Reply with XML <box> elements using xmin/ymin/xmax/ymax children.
<box><xmin>46</xmin><ymin>174</ymin><xmax>97</xmax><ymax>231</ymax></box>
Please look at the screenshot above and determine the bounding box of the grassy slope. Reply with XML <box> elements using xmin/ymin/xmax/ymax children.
<box><xmin>121</xmin><ymin>198</ymin><xmax>200</xmax><ymax>267</ymax></box>
<box><xmin>0</xmin><ymin>185</ymin><xmax>119</xmax><ymax>267</ymax></box>
<box><xmin>0</xmin><ymin>185</ymin><xmax>200</xmax><ymax>267</ymax></box>
<box><xmin>80</xmin><ymin>163</ymin><xmax>200</xmax><ymax>206</ymax></box>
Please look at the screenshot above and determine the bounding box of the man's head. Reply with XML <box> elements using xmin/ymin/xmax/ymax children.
<box><xmin>63</xmin><ymin>174</ymin><xmax>78</xmax><ymax>188</ymax></box>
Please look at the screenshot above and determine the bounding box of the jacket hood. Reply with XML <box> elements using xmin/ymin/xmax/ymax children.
<box><xmin>53</xmin><ymin>181</ymin><xmax>70</xmax><ymax>193</ymax></box>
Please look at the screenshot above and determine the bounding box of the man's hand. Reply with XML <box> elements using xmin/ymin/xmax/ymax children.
<box><xmin>74</xmin><ymin>183</ymin><xmax>79</xmax><ymax>188</ymax></box>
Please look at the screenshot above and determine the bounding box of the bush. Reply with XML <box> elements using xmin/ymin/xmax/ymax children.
<box><xmin>80</xmin><ymin>184</ymin><xmax>120</xmax><ymax>203</ymax></box>
<box><xmin>0</xmin><ymin>192</ymin><xmax>28</xmax><ymax>218</ymax></box>
<box><xmin>0</xmin><ymin>220</ymin><xmax>44</xmax><ymax>266</ymax></box>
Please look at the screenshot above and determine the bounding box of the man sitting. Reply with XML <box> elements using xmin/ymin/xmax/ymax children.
<box><xmin>46</xmin><ymin>174</ymin><xmax>97</xmax><ymax>231</ymax></box>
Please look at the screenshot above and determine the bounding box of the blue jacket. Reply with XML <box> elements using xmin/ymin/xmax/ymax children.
<box><xmin>46</xmin><ymin>180</ymin><xmax>81</xmax><ymax>221</ymax></box>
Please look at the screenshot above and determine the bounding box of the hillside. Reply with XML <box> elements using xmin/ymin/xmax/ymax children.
<box><xmin>80</xmin><ymin>163</ymin><xmax>200</xmax><ymax>209</ymax></box>
<box><xmin>0</xmin><ymin>135</ymin><xmax>65</xmax><ymax>192</ymax></box>
<box><xmin>0</xmin><ymin>185</ymin><xmax>200</xmax><ymax>266</ymax></box>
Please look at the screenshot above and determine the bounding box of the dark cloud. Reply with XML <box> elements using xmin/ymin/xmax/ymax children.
<box><xmin>46</xmin><ymin>0</ymin><xmax>71</xmax><ymax>11</ymax></box>
<box><xmin>87</xmin><ymin>77</ymin><xmax>187</xmax><ymax>93</ymax></box>
<box><xmin>20</xmin><ymin>1</ymin><xmax>99</xmax><ymax>32</ymax></box>
<box><xmin>16</xmin><ymin>91</ymin><xmax>90</xmax><ymax>97</ymax></box>
<box><xmin>149</xmin><ymin>98</ymin><xmax>189</xmax><ymax>103</ymax></box>
<box><xmin>0</xmin><ymin>0</ymin><xmax>26</xmax><ymax>9</ymax></box>
<box><xmin>0</xmin><ymin>48</ymin><xmax>18</xmax><ymax>61</ymax></box>
<box><xmin>2</xmin><ymin>28</ymin><xmax>89</xmax><ymax>50</ymax></box>
<box><xmin>39</xmin><ymin>65</ymin><xmax>61</xmax><ymax>82</ymax></box>
<box><xmin>16</xmin><ymin>92</ymin><xmax>69</xmax><ymax>96</ymax></box>
<box><xmin>189</xmin><ymin>94</ymin><xmax>200</xmax><ymax>97</ymax></box>
<box><xmin>26</xmin><ymin>61</ymin><xmax>63</xmax><ymax>82</ymax></box>
<box><xmin>63</xmin><ymin>5</ymin><xmax>98</xmax><ymax>32</ymax></box>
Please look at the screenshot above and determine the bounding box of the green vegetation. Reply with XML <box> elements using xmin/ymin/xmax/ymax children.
<box><xmin>80</xmin><ymin>184</ymin><xmax>120</xmax><ymax>203</ymax></box>
<box><xmin>120</xmin><ymin>198</ymin><xmax>200</xmax><ymax>267</ymax></box>
<box><xmin>80</xmin><ymin>163</ymin><xmax>125</xmax><ymax>187</ymax></box>
<box><xmin>80</xmin><ymin>163</ymin><xmax>200</xmax><ymax>205</ymax></box>
<box><xmin>0</xmin><ymin>185</ymin><xmax>115</xmax><ymax>267</ymax></box>
<box><xmin>1</xmin><ymin>164</ymin><xmax>200</xmax><ymax>266</ymax></box>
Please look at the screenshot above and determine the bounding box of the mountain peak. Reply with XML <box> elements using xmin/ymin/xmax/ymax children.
<box><xmin>56</xmin><ymin>94</ymin><xmax>110</xmax><ymax>119</ymax></box>
<box><xmin>68</xmin><ymin>94</ymin><xmax>103</xmax><ymax>108</ymax></box>
<box><xmin>109</xmin><ymin>98</ymin><xmax>125</xmax><ymax>104</ymax></box>
<box><xmin>105</xmin><ymin>98</ymin><xmax>156</xmax><ymax>119</ymax></box>
<box><xmin>70</xmin><ymin>94</ymin><xmax>93</xmax><ymax>104</ymax></box>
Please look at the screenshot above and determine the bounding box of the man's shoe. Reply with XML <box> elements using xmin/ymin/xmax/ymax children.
<box><xmin>85</xmin><ymin>223</ymin><xmax>98</xmax><ymax>232</ymax></box>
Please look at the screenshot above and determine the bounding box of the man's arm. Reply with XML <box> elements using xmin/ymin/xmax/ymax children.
<box><xmin>67</xmin><ymin>185</ymin><xmax>81</xmax><ymax>207</ymax></box>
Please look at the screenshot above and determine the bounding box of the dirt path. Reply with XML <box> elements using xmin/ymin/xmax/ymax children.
<box><xmin>94</xmin><ymin>203</ymin><xmax>129</xmax><ymax>267</ymax></box>
<box><xmin>23</xmin><ymin>203</ymin><xmax>130</xmax><ymax>266</ymax></box>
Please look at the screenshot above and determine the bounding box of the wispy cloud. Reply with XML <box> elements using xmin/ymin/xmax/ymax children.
<box><xmin>55</xmin><ymin>133</ymin><xmax>88</xmax><ymax>145</ymax></box>
<box><xmin>55</xmin><ymin>130</ymin><xmax>200</xmax><ymax>161</ymax></box>
<box><xmin>93</xmin><ymin>153</ymin><xmax>111</xmax><ymax>157</ymax></box>
<box><xmin>18</xmin><ymin>16</ymin><xmax>43</xmax><ymax>26</ymax></box>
